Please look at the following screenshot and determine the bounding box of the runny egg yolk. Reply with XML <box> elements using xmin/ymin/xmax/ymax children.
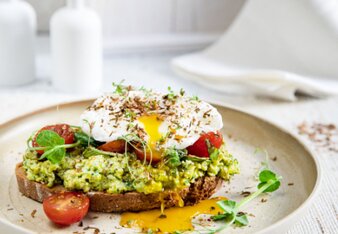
<box><xmin>120</xmin><ymin>197</ymin><xmax>225</xmax><ymax>233</ymax></box>
<box><xmin>138</xmin><ymin>115</ymin><xmax>163</xmax><ymax>159</ymax></box>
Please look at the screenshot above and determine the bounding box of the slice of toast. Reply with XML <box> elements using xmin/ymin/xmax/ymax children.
<box><xmin>15</xmin><ymin>163</ymin><xmax>222</xmax><ymax>212</ymax></box>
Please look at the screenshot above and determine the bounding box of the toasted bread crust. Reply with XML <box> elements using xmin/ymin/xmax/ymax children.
<box><xmin>16</xmin><ymin>163</ymin><xmax>222</xmax><ymax>212</ymax></box>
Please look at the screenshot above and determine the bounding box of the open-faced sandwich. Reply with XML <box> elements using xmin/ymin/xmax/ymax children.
<box><xmin>15</xmin><ymin>84</ymin><xmax>239</xmax><ymax>227</ymax></box>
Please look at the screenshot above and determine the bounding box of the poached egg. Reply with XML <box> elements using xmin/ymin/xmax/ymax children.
<box><xmin>80</xmin><ymin>88</ymin><xmax>223</xmax><ymax>153</ymax></box>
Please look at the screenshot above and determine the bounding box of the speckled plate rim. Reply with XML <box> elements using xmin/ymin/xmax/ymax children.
<box><xmin>0</xmin><ymin>99</ymin><xmax>322</xmax><ymax>234</ymax></box>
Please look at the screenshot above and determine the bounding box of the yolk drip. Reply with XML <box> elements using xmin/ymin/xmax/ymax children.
<box><xmin>138</xmin><ymin>115</ymin><xmax>163</xmax><ymax>158</ymax></box>
<box><xmin>120</xmin><ymin>197</ymin><xmax>225</xmax><ymax>233</ymax></box>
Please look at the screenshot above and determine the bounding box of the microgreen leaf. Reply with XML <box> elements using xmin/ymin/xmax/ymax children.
<box><xmin>258</xmin><ymin>180</ymin><xmax>281</xmax><ymax>193</ymax></box>
<box><xmin>164</xmin><ymin>148</ymin><xmax>186</xmax><ymax>167</ymax></box>
<box><xmin>112</xmin><ymin>79</ymin><xmax>126</xmax><ymax>95</ymax></box>
<box><xmin>36</xmin><ymin>130</ymin><xmax>65</xmax><ymax>147</ymax></box>
<box><xmin>166</xmin><ymin>86</ymin><xmax>177</xmax><ymax>101</ymax></box>
<box><xmin>259</xmin><ymin>170</ymin><xmax>277</xmax><ymax>182</ymax></box>
<box><xmin>206</xmin><ymin>139</ymin><xmax>220</xmax><ymax>161</ymax></box>
<box><xmin>234</xmin><ymin>213</ymin><xmax>249</xmax><ymax>227</ymax></box>
<box><xmin>211</xmin><ymin>212</ymin><xmax>235</xmax><ymax>222</ymax></box>
<box><xmin>166</xmin><ymin>153</ymin><xmax>181</xmax><ymax>167</ymax></box>
<box><xmin>41</xmin><ymin>147</ymin><xmax>66</xmax><ymax>164</ymax></box>
<box><xmin>31</xmin><ymin>130</ymin><xmax>80</xmax><ymax>164</ymax></box>
<box><xmin>74</xmin><ymin>132</ymin><xmax>101</xmax><ymax>147</ymax></box>
<box><xmin>124</xmin><ymin>109</ymin><xmax>136</xmax><ymax>120</ymax></box>
<box><xmin>209</xmin><ymin>147</ymin><xmax>219</xmax><ymax>161</ymax></box>
<box><xmin>257</xmin><ymin>170</ymin><xmax>281</xmax><ymax>192</ymax></box>
<box><xmin>217</xmin><ymin>200</ymin><xmax>236</xmax><ymax>213</ymax></box>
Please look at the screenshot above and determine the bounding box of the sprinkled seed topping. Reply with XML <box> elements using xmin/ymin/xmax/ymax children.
<box><xmin>80</xmin><ymin>85</ymin><xmax>223</xmax><ymax>150</ymax></box>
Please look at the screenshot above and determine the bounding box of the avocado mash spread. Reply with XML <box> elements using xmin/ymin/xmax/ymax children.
<box><xmin>23</xmin><ymin>145</ymin><xmax>239</xmax><ymax>194</ymax></box>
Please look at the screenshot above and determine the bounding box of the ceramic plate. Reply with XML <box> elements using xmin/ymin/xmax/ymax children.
<box><xmin>0</xmin><ymin>100</ymin><xmax>320</xmax><ymax>234</ymax></box>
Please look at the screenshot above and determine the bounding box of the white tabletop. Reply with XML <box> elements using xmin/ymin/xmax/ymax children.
<box><xmin>0</xmin><ymin>38</ymin><xmax>337</xmax><ymax>234</ymax></box>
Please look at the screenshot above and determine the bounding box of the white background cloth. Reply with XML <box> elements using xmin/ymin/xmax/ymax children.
<box><xmin>172</xmin><ymin>0</ymin><xmax>338</xmax><ymax>101</ymax></box>
<box><xmin>0</xmin><ymin>37</ymin><xmax>337</xmax><ymax>233</ymax></box>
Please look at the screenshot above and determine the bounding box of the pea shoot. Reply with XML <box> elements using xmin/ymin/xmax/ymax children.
<box><xmin>208</xmin><ymin>168</ymin><xmax>282</xmax><ymax>233</ymax></box>
<box><xmin>29</xmin><ymin>130</ymin><xmax>80</xmax><ymax>164</ymax></box>
<box><xmin>28</xmin><ymin>128</ymin><xmax>99</xmax><ymax>164</ymax></box>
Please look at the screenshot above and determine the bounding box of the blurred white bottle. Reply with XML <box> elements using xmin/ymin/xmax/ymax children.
<box><xmin>50</xmin><ymin>0</ymin><xmax>102</xmax><ymax>94</ymax></box>
<box><xmin>0</xmin><ymin>0</ymin><xmax>36</xmax><ymax>86</ymax></box>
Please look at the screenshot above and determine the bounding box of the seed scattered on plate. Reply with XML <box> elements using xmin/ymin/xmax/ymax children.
<box><xmin>297</xmin><ymin>122</ymin><xmax>338</xmax><ymax>153</ymax></box>
<box><xmin>261</xmin><ymin>198</ymin><xmax>268</xmax><ymax>203</ymax></box>
<box><xmin>30</xmin><ymin>209</ymin><xmax>37</xmax><ymax>218</ymax></box>
<box><xmin>83</xmin><ymin>226</ymin><xmax>100</xmax><ymax>234</ymax></box>
<box><xmin>241</xmin><ymin>191</ymin><xmax>251</xmax><ymax>197</ymax></box>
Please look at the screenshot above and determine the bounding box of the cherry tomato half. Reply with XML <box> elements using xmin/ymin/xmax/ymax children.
<box><xmin>32</xmin><ymin>124</ymin><xmax>74</xmax><ymax>154</ymax></box>
<box><xmin>187</xmin><ymin>131</ymin><xmax>223</xmax><ymax>158</ymax></box>
<box><xmin>134</xmin><ymin>145</ymin><xmax>162</xmax><ymax>163</ymax></box>
<box><xmin>43</xmin><ymin>192</ymin><xmax>89</xmax><ymax>226</ymax></box>
<box><xmin>98</xmin><ymin>139</ymin><xmax>126</xmax><ymax>153</ymax></box>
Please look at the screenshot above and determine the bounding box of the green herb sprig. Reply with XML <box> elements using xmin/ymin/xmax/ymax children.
<box><xmin>124</xmin><ymin>109</ymin><xmax>136</xmax><ymax>121</ymax></box>
<box><xmin>209</xmin><ymin>169</ymin><xmax>282</xmax><ymax>233</ymax></box>
<box><xmin>112</xmin><ymin>79</ymin><xmax>127</xmax><ymax>95</ymax></box>
<box><xmin>166</xmin><ymin>86</ymin><xmax>178</xmax><ymax>101</ymax></box>
<box><xmin>74</xmin><ymin>131</ymin><xmax>101</xmax><ymax>147</ymax></box>
<box><xmin>206</xmin><ymin>139</ymin><xmax>220</xmax><ymax>161</ymax></box>
<box><xmin>29</xmin><ymin>130</ymin><xmax>80</xmax><ymax>164</ymax></box>
<box><xmin>28</xmin><ymin>128</ymin><xmax>100</xmax><ymax>164</ymax></box>
<box><xmin>163</xmin><ymin>147</ymin><xmax>187</xmax><ymax>167</ymax></box>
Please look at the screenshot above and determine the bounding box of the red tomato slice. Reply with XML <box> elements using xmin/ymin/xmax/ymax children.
<box><xmin>43</xmin><ymin>192</ymin><xmax>89</xmax><ymax>226</ymax></box>
<box><xmin>187</xmin><ymin>131</ymin><xmax>223</xmax><ymax>158</ymax></box>
<box><xmin>98</xmin><ymin>139</ymin><xmax>126</xmax><ymax>153</ymax></box>
<box><xmin>32</xmin><ymin>124</ymin><xmax>74</xmax><ymax>154</ymax></box>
